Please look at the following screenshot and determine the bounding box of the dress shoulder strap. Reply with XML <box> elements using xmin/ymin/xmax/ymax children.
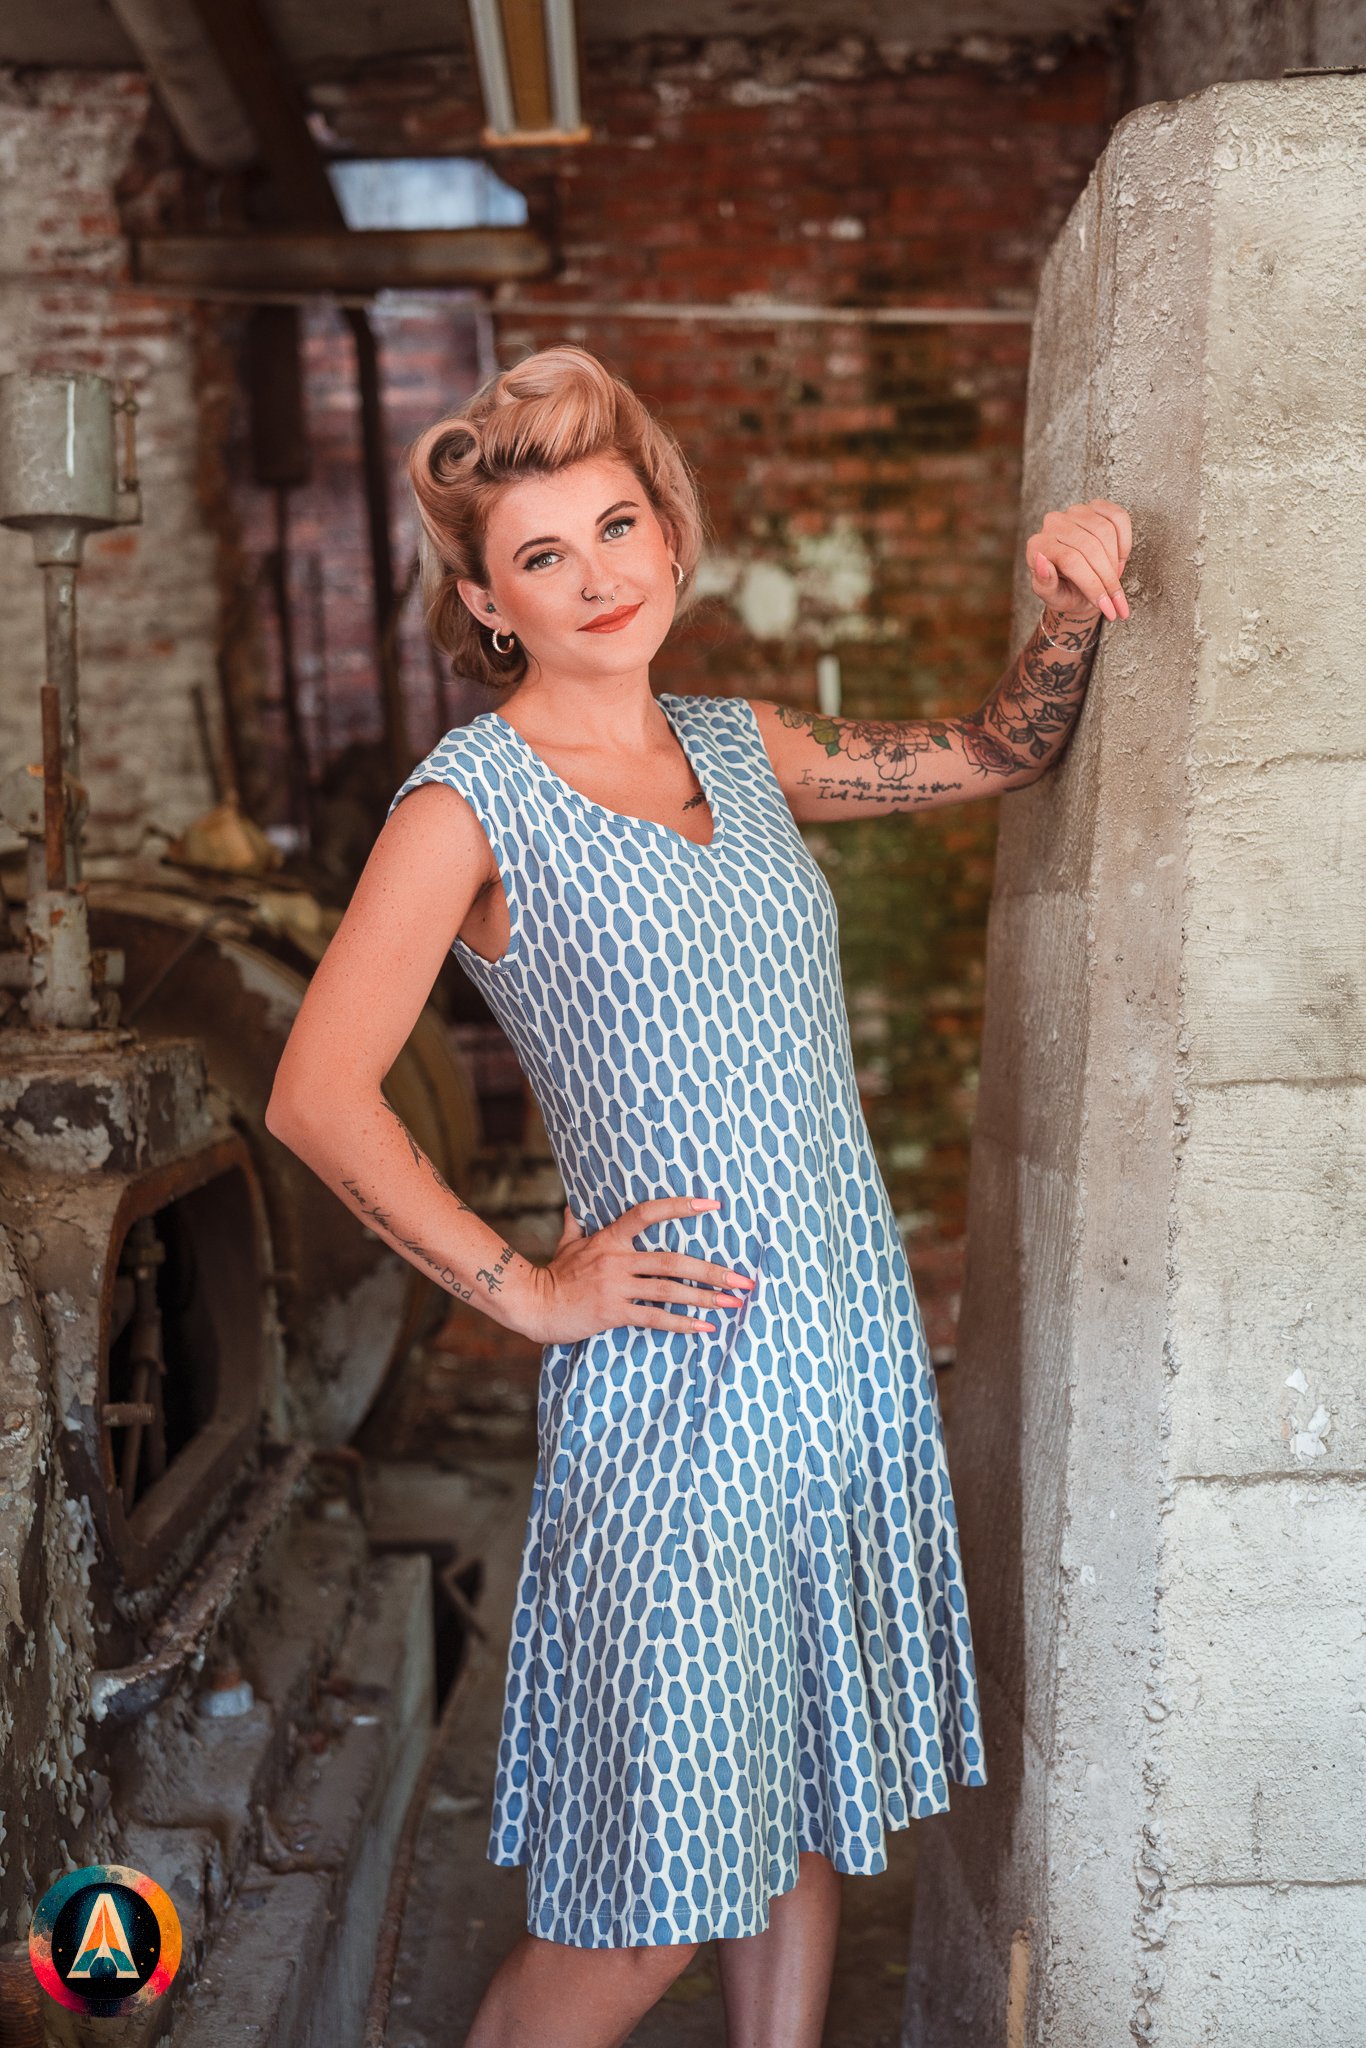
<box><xmin>660</xmin><ymin>689</ymin><xmax>762</xmax><ymax>760</ymax></box>
<box><xmin>664</xmin><ymin>691</ymin><xmax>791</xmax><ymax>819</ymax></box>
<box><xmin>386</xmin><ymin>716</ymin><xmax>518</xmax><ymax>847</ymax></box>
<box><xmin>385</xmin><ymin>716</ymin><xmax>539</xmax><ymax>974</ymax></box>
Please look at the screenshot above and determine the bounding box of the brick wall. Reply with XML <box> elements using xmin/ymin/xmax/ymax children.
<box><xmin>0</xmin><ymin>68</ymin><xmax>239</xmax><ymax>855</ymax></box>
<box><xmin>309</xmin><ymin>32</ymin><xmax>1115</xmax><ymax>1351</ymax></box>
<box><xmin>225</xmin><ymin>294</ymin><xmax>484</xmax><ymax>797</ymax></box>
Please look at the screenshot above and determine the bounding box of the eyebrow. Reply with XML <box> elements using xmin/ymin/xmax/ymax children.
<box><xmin>511</xmin><ymin>500</ymin><xmax>641</xmax><ymax>563</ymax></box>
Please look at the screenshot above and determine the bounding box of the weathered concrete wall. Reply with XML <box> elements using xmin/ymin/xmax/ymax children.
<box><xmin>1132</xmin><ymin>0</ymin><xmax>1366</xmax><ymax>105</ymax></box>
<box><xmin>904</xmin><ymin>73</ymin><xmax>1366</xmax><ymax>2048</ymax></box>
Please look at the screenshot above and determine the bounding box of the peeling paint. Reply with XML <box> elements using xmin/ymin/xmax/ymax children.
<box><xmin>698</xmin><ymin>518</ymin><xmax>877</xmax><ymax>643</ymax></box>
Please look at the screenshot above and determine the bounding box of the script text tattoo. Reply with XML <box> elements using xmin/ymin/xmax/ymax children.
<box><xmin>341</xmin><ymin>1165</ymin><xmax>477</xmax><ymax>1302</ymax></box>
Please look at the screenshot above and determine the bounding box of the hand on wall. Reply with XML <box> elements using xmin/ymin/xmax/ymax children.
<box><xmin>1026</xmin><ymin>499</ymin><xmax>1132</xmax><ymax>623</ymax></box>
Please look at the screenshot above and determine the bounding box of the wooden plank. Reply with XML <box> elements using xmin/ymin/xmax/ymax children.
<box><xmin>130</xmin><ymin>227</ymin><xmax>555</xmax><ymax>295</ymax></box>
<box><xmin>499</xmin><ymin>0</ymin><xmax>552</xmax><ymax>132</ymax></box>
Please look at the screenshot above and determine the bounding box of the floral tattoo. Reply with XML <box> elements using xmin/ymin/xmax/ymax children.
<box><xmin>774</xmin><ymin>609</ymin><xmax>1103</xmax><ymax>805</ymax></box>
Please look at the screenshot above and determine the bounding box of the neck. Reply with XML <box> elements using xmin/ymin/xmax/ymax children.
<box><xmin>497</xmin><ymin>670</ymin><xmax>662</xmax><ymax>746</ymax></box>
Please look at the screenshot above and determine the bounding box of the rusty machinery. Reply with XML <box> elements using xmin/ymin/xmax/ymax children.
<box><xmin>0</xmin><ymin>368</ymin><xmax>481</xmax><ymax>2040</ymax></box>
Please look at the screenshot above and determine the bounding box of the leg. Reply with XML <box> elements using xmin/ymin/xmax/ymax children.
<box><xmin>462</xmin><ymin>1931</ymin><xmax>700</xmax><ymax>2048</ymax></box>
<box><xmin>715</xmin><ymin>1849</ymin><xmax>843</xmax><ymax>2048</ymax></box>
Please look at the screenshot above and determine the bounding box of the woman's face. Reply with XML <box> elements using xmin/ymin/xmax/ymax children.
<box><xmin>460</xmin><ymin>451</ymin><xmax>679</xmax><ymax>684</ymax></box>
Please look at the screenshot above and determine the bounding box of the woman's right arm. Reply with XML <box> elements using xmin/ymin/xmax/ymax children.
<box><xmin>264</xmin><ymin>779</ymin><xmax>755</xmax><ymax>1346</ymax></box>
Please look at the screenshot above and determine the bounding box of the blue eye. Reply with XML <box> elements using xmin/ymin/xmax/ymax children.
<box><xmin>524</xmin><ymin>516</ymin><xmax>635</xmax><ymax>572</ymax></box>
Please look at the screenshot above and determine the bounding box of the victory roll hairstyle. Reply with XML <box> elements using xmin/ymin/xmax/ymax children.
<box><xmin>406</xmin><ymin>344</ymin><xmax>710</xmax><ymax>689</ymax></box>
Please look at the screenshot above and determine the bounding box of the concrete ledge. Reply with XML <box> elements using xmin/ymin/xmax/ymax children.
<box><xmin>168</xmin><ymin>1551</ymin><xmax>433</xmax><ymax>2048</ymax></box>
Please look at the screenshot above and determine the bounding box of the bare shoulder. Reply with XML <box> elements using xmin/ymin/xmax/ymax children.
<box><xmin>384</xmin><ymin>777</ymin><xmax>496</xmax><ymax>871</ymax></box>
<box><xmin>267</xmin><ymin>765</ymin><xmax>501</xmax><ymax>1126</ymax></box>
<box><xmin>739</xmin><ymin>696</ymin><xmax>841</xmax><ymax>791</ymax></box>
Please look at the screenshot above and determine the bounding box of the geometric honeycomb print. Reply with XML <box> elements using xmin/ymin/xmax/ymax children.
<box><xmin>386</xmin><ymin>689</ymin><xmax>987</xmax><ymax>1949</ymax></box>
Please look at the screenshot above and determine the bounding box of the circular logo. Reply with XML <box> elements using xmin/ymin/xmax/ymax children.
<box><xmin>29</xmin><ymin>1864</ymin><xmax>181</xmax><ymax>2017</ymax></box>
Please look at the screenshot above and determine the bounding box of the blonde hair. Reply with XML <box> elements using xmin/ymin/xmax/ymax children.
<box><xmin>406</xmin><ymin>344</ymin><xmax>710</xmax><ymax>690</ymax></box>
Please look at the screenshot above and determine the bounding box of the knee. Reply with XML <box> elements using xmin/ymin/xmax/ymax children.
<box><xmin>623</xmin><ymin>1938</ymin><xmax>700</xmax><ymax>1989</ymax></box>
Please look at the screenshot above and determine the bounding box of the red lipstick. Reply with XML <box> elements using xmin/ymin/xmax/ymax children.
<box><xmin>579</xmin><ymin>602</ymin><xmax>643</xmax><ymax>633</ymax></box>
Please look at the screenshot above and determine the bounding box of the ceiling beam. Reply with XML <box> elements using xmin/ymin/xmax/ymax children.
<box><xmin>106</xmin><ymin>0</ymin><xmax>259</xmax><ymax>170</ymax></box>
<box><xmin>182</xmin><ymin>0</ymin><xmax>342</xmax><ymax>223</ymax></box>
<box><xmin>129</xmin><ymin>226</ymin><xmax>554</xmax><ymax>295</ymax></box>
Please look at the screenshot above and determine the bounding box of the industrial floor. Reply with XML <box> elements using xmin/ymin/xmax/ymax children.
<box><xmin>370</xmin><ymin>1450</ymin><xmax>924</xmax><ymax>2047</ymax></box>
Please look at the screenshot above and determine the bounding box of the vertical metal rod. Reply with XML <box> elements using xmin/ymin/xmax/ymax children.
<box><xmin>341</xmin><ymin>306</ymin><xmax>408</xmax><ymax>784</ymax></box>
<box><xmin>305</xmin><ymin>552</ymin><xmax>332</xmax><ymax>768</ymax></box>
<box><xmin>191</xmin><ymin>681</ymin><xmax>226</xmax><ymax>806</ymax></box>
<box><xmin>270</xmin><ymin>483</ymin><xmax>313</xmax><ymax>847</ymax></box>
<box><xmin>43</xmin><ymin>560</ymin><xmax>80</xmax><ymax>781</ymax></box>
<box><xmin>41</xmin><ymin>683</ymin><xmax>66</xmax><ymax>892</ymax></box>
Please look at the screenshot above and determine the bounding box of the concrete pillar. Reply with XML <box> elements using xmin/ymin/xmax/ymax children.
<box><xmin>904</xmin><ymin>75</ymin><xmax>1366</xmax><ymax>2048</ymax></box>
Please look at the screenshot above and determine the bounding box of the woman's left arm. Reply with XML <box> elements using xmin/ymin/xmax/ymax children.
<box><xmin>749</xmin><ymin>497</ymin><xmax>1132</xmax><ymax>821</ymax></box>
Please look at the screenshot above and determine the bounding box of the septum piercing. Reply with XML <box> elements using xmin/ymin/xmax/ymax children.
<box><xmin>483</xmin><ymin>562</ymin><xmax>684</xmax><ymax>641</ymax></box>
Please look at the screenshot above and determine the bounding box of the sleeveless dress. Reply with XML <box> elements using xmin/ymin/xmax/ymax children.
<box><xmin>386</xmin><ymin>689</ymin><xmax>987</xmax><ymax>1950</ymax></box>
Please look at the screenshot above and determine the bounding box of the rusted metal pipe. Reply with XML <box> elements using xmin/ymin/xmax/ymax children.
<box><xmin>115</xmin><ymin>1216</ymin><xmax>169</xmax><ymax>1509</ymax></box>
<box><xmin>89</xmin><ymin>1440</ymin><xmax>315</xmax><ymax>1724</ymax></box>
<box><xmin>41</xmin><ymin>682</ymin><xmax>65</xmax><ymax>893</ymax></box>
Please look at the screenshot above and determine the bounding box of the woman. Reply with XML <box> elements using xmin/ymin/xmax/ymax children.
<box><xmin>266</xmin><ymin>344</ymin><xmax>1130</xmax><ymax>2048</ymax></box>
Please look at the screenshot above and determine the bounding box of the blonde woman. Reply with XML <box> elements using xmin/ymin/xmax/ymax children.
<box><xmin>266</xmin><ymin>345</ymin><xmax>1130</xmax><ymax>2048</ymax></box>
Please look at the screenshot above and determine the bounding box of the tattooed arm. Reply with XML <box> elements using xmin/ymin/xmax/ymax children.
<box><xmin>749</xmin><ymin>608</ymin><xmax>1103</xmax><ymax>820</ymax></box>
<box><xmin>748</xmin><ymin>496</ymin><xmax>1132</xmax><ymax>823</ymax></box>
<box><xmin>272</xmin><ymin>1082</ymin><xmax>535</xmax><ymax>1322</ymax></box>
<box><xmin>265</xmin><ymin>774</ymin><xmax>547</xmax><ymax>1339</ymax></box>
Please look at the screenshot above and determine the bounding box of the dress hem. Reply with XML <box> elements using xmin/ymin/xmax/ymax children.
<box><xmin>491</xmin><ymin>1770</ymin><xmax>990</xmax><ymax>1949</ymax></box>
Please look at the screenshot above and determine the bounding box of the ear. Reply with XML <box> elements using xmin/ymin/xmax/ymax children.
<box><xmin>455</xmin><ymin>575</ymin><xmax>497</xmax><ymax>623</ymax></box>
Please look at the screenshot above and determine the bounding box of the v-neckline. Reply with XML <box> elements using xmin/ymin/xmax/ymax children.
<box><xmin>485</xmin><ymin>692</ymin><xmax>723</xmax><ymax>855</ymax></box>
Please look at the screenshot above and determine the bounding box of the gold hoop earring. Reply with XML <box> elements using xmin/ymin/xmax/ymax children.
<box><xmin>491</xmin><ymin>628</ymin><xmax>515</xmax><ymax>654</ymax></box>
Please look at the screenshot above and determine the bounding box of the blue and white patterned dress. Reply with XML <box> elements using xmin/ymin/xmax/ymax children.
<box><xmin>386</xmin><ymin>689</ymin><xmax>986</xmax><ymax>1949</ymax></box>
